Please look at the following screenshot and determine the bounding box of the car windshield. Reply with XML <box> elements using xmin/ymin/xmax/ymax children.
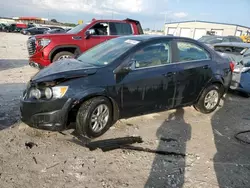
<box><xmin>198</xmin><ymin>36</ymin><xmax>214</xmax><ymax>42</ymax></box>
<box><xmin>67</xmin><ymin>24</ymin><xmax>88</xmax><ymax>34</ymax></box>
<box><xmin>205</xmin><ymin>37</ymin><xmax>223</xmax><ymax>44</ymax></box>
<box><xmin>77</xmin><ymin>38</ymin><xmax>141</xmax><ymax>66</ymax></box>
<box><xmin>198</xmin><ymin>36</ymin><xmax>224</xmax><ymax>44</ymax></box>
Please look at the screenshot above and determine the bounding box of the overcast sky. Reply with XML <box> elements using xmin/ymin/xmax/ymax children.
<box><xmin>1</xmin><ymin>0</ymin><xmax>250</xmax><ymax>29</ymax></box>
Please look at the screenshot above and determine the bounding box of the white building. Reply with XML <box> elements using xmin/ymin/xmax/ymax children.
<box><xmin>0</xmin><ymin>17</ymin><xmax>15</xmax><ymax>24</ymax></box>
<box><xmin>164</xmin><ymin>20</ymin><xmax>250</xmax><ymax>39</ymax></box>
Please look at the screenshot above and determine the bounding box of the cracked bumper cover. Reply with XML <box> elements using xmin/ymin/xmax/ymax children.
<box><xmin>20</xmin><ymin>98</ymin><xmax>73</xmax><ymax>131</ymax></box>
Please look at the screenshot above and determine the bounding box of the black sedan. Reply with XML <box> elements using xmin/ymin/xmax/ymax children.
<box><xmin>20</xmin><ymin>35</ymin><xmax>233</xmax><ymax>138</ymax></box>
<box><xmin>43</xmin><ymin>28</ymin><xmax>66</xmax><ymax>34</ymax></box>
<box><xmin>21</xmin><ymin>27</ymin><xmax>49</xmax><ymax>35</ymax></box>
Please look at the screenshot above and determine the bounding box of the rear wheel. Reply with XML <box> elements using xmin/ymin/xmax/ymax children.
<box><xmin>194</xmin><ymin>85</ymin><xmax>222</xmax><ymax>114</ymax></box>
<box><xmin>76</xmin><ymin>97</ymin><xmax>113</xmax><ymax>138</ymax></box>
<box><xmin>52</xmin><ymin>51</ymin><xmax>74</xmax><ymax>62</ymax></box>
<box><xmin>240</xmin><ymin>91</ymin><xmax>250</xmax><ymax>98</ymax></box>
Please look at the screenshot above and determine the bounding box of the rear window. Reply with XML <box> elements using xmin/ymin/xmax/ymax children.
<box><xmin>230</xmin><ymin>37</ymin><xmax>243</xmax><ymax>42</ymax></box>
<box><xmin>177</xmin><ymin>42</ymin><xmax>210</xmax><ymax>62</ymax></box>
<box><xmin>109</xmin><ymin>22</ymin><xmax>133</xmax><ymax>35</ymax></box>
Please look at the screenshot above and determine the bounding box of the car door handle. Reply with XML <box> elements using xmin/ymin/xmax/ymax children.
<box><xmin>163</xmin><ymin>72</ymin><xmax>176</xmax><ymax>77</ymax></box>
<box><xmin>203</xmin><ymin>65</ymin><xmax>209</xmax><ymax>69</ymax></box>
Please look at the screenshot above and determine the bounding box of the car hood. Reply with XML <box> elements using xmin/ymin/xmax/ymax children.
<box><xmin>31</xmin><ymin>58</ymin><xmax>98</xmax><ymax>83</ymax></box>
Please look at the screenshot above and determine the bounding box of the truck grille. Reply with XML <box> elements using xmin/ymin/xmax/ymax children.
<box><xmin>27</xmin><ymin>37</ymin><xmax>36</xmax><ymax>56</ymax></box>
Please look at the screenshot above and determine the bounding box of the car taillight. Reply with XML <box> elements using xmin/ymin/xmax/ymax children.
<box><xmin>229</xmin><ymin>62</ymin><xmax>235</xmax><ymax>72</ymax></box>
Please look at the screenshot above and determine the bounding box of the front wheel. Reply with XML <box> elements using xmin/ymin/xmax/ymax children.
<box><xmin>76</xmin><ymin>97</ymin><xmax>113</xmax><ymax>138</ymax></box>
<box><xmin>194</xmin><ymin>85</ymin><xmax>222</xmax><ymax>114</ymax></box>
<box><xmin>52</xmin><ymin>51</ymin><xmax>74</xmax><ymax>62</ymax></box>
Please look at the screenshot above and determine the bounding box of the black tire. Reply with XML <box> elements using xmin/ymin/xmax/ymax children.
<box><xmin>76</xmin><ymin>97</ymin><xmax>113</xmax><ymax>138</ymax></box>
<box><xmin>240</xmin><ymin>91</ymin><xmax>250</xmax><ymax>98</ymax></box>
<box><xmin>52</xmin><ymin>51</ymin><xmax>74</xmax><ymax>62</ymax></box>
<box><xmin>194</xmin><ymin>85</ymin><xmax>222</xmax><ymax>114</ymax></box>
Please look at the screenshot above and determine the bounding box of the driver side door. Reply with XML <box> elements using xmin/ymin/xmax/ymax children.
<box><xmin>116</xmin><ymin>39</ymin><xmax>177</xmax><ymax>118</ymax></box>
<box><xmin>83</xmin><ymin>22</ymin><xmax>116</xmax><ymax>51</ymax></box>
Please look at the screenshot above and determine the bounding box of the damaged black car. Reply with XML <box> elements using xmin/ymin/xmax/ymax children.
<box><xmin>20</xmin><ymin>35</ymin><xmax>233</xmax><ymax>138</ymax></box>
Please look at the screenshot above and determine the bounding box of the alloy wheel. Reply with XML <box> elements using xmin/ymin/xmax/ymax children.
<box><xmin>89</xmin><ymin>104</ymin><xmax>109</xmax><ymax>133</ymax></box>
<box><xmin>204</xmin><ymin>90</ymin><xmax>219</xmax><ymax>110</ymax></box>
<box><xmin>58</xmin><ymin>55</ymin><xmax>71</xmax><ymax>60</ymax></box>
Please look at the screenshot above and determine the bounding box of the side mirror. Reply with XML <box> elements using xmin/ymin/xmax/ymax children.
<box><xmin>114</xmin><ymin>60</ymin><xmax>136</xmax><ymax>74</ymax></box>
<box><xmin>85</xmin><ymin>29</ymin><xmax>95</xmax><ymax>39</ymax></box>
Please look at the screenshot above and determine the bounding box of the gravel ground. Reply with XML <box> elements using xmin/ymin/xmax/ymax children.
<box><xmin>0</xmin><ymin>32</ymin><xmax>250</xmax><ymax>188</ymax></box>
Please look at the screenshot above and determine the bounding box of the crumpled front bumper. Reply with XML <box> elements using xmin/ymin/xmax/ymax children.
<box><xmin>20</xmin><ymin>98</ymin><xmax>73</xmax><ymax>131</ymax></box>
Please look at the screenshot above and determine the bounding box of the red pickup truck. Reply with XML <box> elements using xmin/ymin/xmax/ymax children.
<box><xmin>27</xmin><ymin>18</ymin><xmax>144</xmax><ymax>68</ymax></box>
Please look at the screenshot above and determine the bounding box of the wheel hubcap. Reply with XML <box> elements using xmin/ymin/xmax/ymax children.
<box><xmin>204</xmin><ymin>90</ymin><xmax>219</xmax><ymax>110</ymax></box>
<box><xmin>58</xmin><ymin>55</ymin><xmax>71</xmax><ymax>60</ymax></box>
<box><xmin>90</xmin><ymin>104</ymin><xmax>109</xmax><ymax>133</ymax></box>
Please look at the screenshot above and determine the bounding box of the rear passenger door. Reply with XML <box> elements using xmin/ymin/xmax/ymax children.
<box><xmin>173</xmin><ymin>40</ymin><xmax>213</xmax><ymax>107</ymax></box>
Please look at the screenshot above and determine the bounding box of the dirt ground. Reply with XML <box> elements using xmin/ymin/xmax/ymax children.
<box><xmin>0</xmin><ymin>32</ymin><xmax>250</xmax><ymax>188</ymax></box>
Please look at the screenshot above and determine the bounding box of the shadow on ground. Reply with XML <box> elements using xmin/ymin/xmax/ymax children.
<box><xmin>0</xmin><ymin>83</ymin><xmax>25</xmax><ymax>130</ymax></box>
<box><xmin>212</xmin><ymin>97</ymin><xmax>250</xmax><ymax>188</ymax></box>
<box><xmin>145</xmin><ymin>108</ymin><xmax>191</xmax><ymax>188</ymax></box>
<box><xmin>0</xmin><ymin>59</ymin><xmax>28</xmax><ymax>71</ymax></box>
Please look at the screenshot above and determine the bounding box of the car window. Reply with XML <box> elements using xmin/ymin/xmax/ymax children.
<box><xmin>223</xmin><ymin>37</ymin><xmax>230</xmax><ymax>42</ymax></box>
<box><xmin>133</xmin><ymin>41</ymin><xmax>171</xmax><ymax>69</ymax></box>
<box><xmin>90</xmin><ymin>22</ymin><xmax>109</xmax><ymax>36</ymax></box>
<box><xmin>177</xmin><ymin>41</ymin><xmax>210</xmax><ymax>62</ymax></box>
<box><xmin>38</xmin><ymin>28</ymin><xmax>47</xmax><ymax>31</ymax></box>
<box><xmin>109</xmin><ymin>22</ymin><xmax>133</xmax><ymax>35</ymax></box>
<box><xmin>230</xmin><ymin>37</ymin><xmax>243</xmax><ymax>42</ymax></box>
<box><xmin>67</xmin><ymin>23</ymin><xmax>88</xmax><ymax>34</ymax></box>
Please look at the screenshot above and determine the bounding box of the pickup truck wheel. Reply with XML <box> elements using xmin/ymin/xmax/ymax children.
<box><xmin>76</xmin><ymin>97</ymin><xmax>113</xmax><ymax>138</ymax></box>
<box><xmin>52</xmin><ymin>51</ymin><xmax>74</xmax><ymax>62</ymax></box>
<box><xmin>194</xmin><ymin>85</ymin><xmax>222</xmax><ymax>114</ymax></box>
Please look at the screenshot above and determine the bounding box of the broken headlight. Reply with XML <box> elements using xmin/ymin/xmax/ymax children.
<box><xmin>29</xmin><ymin>88</ymin><xmax>41</xmax><ymax>99</ymax></box>
<box><xmin>29</xmin><ymin>86</ymin><xmax>68</xmax><ymax>100</ymax></box>
<box><xmin>45</xmin><ymin>87</ymin><xmax>53</xmax><ymax>99</ymax></box>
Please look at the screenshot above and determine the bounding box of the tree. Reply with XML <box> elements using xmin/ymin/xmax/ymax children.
<box><xmin>51</xmin><ymin>19</ymin><xmax>58</xmax><ymax>23</ymax></box>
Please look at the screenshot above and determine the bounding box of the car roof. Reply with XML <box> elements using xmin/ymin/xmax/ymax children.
<box><xmin>201</xmin><ymin>35</ymin><xmax>239</xmax><ymax>38</ymax></box>
<box><xmin>117</xmin><ymin>35</ymin><xmax>194</xmax><ymax>42</ymax></box>
<box><xmin>214</xmin><ymin>42</ymin><xmax>250</xmax><ymax>48</ymax></box>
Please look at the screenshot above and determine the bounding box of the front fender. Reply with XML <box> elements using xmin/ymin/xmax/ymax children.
<box><xmin>73</xmin><ymin>87</ymin><xmax>120</xmax><ymax>122</ymax></box>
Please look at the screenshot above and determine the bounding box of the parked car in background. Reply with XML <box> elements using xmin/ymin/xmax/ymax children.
<box><xmin>21</xmin><ymin>27</ymin><xmax>49</xmax><ymax>35</ymax></box>
<box><xmin>5</xmin><ymin>23</ymin><xmax>28</xmax><ymax>32</ymax></box>
<box><xmin>26</xmin><ymin>18</ymin><xmax>144</xmax><ymax>68</ymax></box>
<box><xmin>21</xmin><ymin>35</ymin><xmax>233</xmax><ymax>138</ymax></box>
<box><xmin>65</xmin><ymin>28</ymin><xmax>72</xmax><ymax>32</ymax></box>
<box><xmin>0</xmin><ymin>23</ymin><xmax>7</xmax><ymax>31</ymax></box>
<box><xmin>44</xmin><ymin>28</ymin><xmax>66</xmax><ymax>34</ymax></box>
<box><xmin>214</xmin><ymin>42</ymin><xmax>250</xmax><ymax>97</ymax></box>
<box><xmin>198</xmin><ymin>35</ymin><xmax>243</xmax><ymax>47</ymax></box>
